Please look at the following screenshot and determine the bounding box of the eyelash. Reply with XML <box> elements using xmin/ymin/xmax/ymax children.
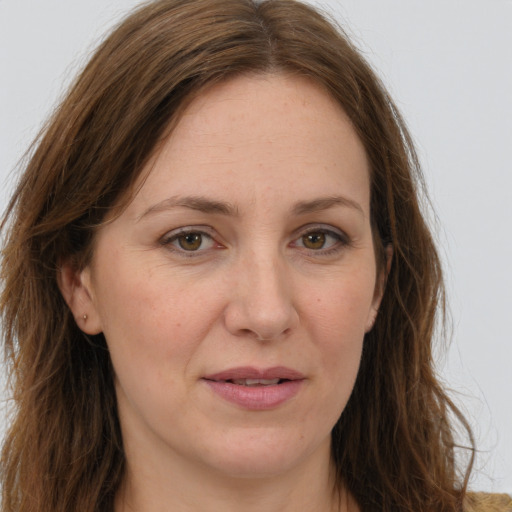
<box><xmin>290</xmin><ymin>226</ymin><xmax>350</xmax><ymax>257</ymax></box>
<box><xmin>159</xmin><ymin>225</ymin><xmax>350</xmax><ymax>258</ymax></box>
<box><xmin>160</xmin><ymin>227</ymin><xmax>220</xmax><ymax>257</ymax></box>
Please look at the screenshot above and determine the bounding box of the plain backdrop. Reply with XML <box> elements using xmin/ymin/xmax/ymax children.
<box><xmin>1</xmin><ymin>0</ymin><xmax>511</xmax><ymax>493</ymax></box>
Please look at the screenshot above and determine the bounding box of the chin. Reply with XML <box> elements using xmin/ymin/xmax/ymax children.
<box><xmin>197</xmin><ymin>426</ymin><xmax>330</xmax><ymax>479</ymax></box>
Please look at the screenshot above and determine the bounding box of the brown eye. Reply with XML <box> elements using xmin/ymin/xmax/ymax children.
<box><xmin>302</xmin><ymin>232</ymin><xmax>326</xmax><ymax>250</ymax></box>
<box><xmin>292</xmin><ymin>227</ymin><xmax>347</xmax><ymax>255</ymax></box>
<box><xmin>177</xmin><ymin>233</ymin><xmax>203</xmax><ymax>251</ymax></box>
<box><xmin>162</xmin><ymin>228</ymin><xmax>218</xmax><ymax>256</ymax></box>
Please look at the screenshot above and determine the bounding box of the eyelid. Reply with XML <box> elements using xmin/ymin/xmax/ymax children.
<box><xmin>159</xmin><ymin>225</ymin><xmax>223</xmax><ymax>256</ymax></box>
<box><xmin>160</xmin><ymin>225</ymin><xmax>212</xmax><ymax>241</ymax></box>
<box><xmin>293</xmin><ymin>223</ymin><xmax>348</xmax><ymax>241</ymax></box>
<box><xmin>290</xmin><ymin>224</ymin><xmax>350</xmax><ymax>254</ymax></box>
<box><xmin>158</xmin><ymin>223</ymin><xmax>350</xmax><ymax>258</ymax></box>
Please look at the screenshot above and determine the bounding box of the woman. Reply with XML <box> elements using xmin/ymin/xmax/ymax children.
<box><xmin>1</xmin><ymin>0</ymin><xmax>509</xmax><ymax>511</ymax></box>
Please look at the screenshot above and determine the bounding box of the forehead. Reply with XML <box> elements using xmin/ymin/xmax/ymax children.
<box><xmin>129</xmin><ymin>73</ymin><xmax>370</xmax><ymax>216</ymax></box>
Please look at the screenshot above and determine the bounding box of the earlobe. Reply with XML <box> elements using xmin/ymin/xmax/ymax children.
<box><xmin>365</xmin><ymin>244</ymin><xmax>393</xmax><ymax>333</ymax></box>
<box><xmin>365</xmin><ymin>308</ymin><xmax>379</xmax><ymax>333</ymax></box>
<box><xmin>57</xmin><ymin>262</ymin><xmax>102</xmax><ymax>335</ymax></box>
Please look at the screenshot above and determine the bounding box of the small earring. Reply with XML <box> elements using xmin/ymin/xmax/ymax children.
<box><xmin>83</xmin><ymin>314</ymin><xmax>88</xmax><ymax>321</ymax></box>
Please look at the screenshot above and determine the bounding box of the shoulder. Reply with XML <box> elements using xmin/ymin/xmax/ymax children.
<box><xmin>465</xmin><ymin>492</ymin><xmax>512</xmax><ymax>512</ymax></box>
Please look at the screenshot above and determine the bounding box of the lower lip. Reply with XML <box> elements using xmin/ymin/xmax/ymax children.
<box><xmin>203</xmin><ymin>380</ymin><xmax>303</xmax><ymax>410</ymax></box>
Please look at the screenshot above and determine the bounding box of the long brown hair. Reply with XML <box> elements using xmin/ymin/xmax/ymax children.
<box><xmin>1</xmin><ymin>0</ymin><xmax>473</xmax><ymax>510</ymax></box>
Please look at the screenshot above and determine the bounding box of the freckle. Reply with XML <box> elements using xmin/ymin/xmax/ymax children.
<box><xmin>176</xmin><ymin>323</ymin><xmax>181</xmax><ymax>328</ymax></box>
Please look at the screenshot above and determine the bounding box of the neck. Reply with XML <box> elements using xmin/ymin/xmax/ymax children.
<box><xmin>114</xmin><ymin>439</ymin><xmax>355</xmax><ymax>512</ymax></box>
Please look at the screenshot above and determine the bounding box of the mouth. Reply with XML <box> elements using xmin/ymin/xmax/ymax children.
<box><xmin>203</xmin><ymin>366</ymin><xmax>305</xmax><ymax>384</ymax></box>
<box><xmin>224</xmin><ymin>378</ymin><xmax>283</xmax><ymax>387</ymax></box>
<box><xmin>202</xmin><ymin>367</ymin><xmax>305</xmax><ymax>410</ymax></box>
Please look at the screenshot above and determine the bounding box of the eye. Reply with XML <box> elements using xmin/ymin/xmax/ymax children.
<box><xmin>176</xmin><ymin>232</ymin><xmax>206</xmax><ymax>251</ymax></box>
<box><xmin>160</xmin><ymin>228</ymin><xmax>219</xmax><ymax>255</ymax></box>
<box><xmin>301</xmin><ymin>232</ymin><xmax>328</xmax><ymax>250</ymax></box>
<box><xmin>291</xmin><ymin>226</ymin><xmax>348</xmax><ymax>255</ymax></box>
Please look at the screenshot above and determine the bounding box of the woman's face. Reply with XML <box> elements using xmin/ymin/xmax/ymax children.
<box><xmin>67</xmin><ymin>74</ymin><xmax>385</xmax><ymax>479</ymax></box>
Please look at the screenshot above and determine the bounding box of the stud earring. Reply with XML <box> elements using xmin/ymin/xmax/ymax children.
<box><xmin>83</xmin><ymin>314</ymin><xmax>88</xmax><ymax>321</ymax></box>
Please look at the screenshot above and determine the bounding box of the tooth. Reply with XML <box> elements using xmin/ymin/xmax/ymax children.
<box><xmin>232</xmin><ymin>378</ymin><xmax>280</xmax><ymax>386</ymax></box>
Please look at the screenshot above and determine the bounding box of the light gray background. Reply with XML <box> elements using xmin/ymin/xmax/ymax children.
<box><xmin>1</xmin><ymin>0</ymin><xmax>510</xmax><ymax>493</ymax></box>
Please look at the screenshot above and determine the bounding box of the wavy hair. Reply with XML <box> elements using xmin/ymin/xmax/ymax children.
<box><xmin>1</xmin><ymin>0</ymin><xmax>473</xmax><ymax>510</ymax></box>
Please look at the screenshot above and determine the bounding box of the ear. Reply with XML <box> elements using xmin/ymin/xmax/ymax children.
<box><xmin>365</xmin><ymin>244</ymin><xmax>393</xmax><ymax>333</ymax></box>
<box><xmin>57</xmin><ymin>261</ymin><xmax>103</xmax><ymax>335</ymax></box>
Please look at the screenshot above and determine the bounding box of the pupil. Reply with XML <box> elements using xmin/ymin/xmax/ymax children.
<box><xmin>304</xmin><ymin>232</ymin><xmax>325</xmax><ymax>249</ymax></box>
<box><xmin>179</xmin><ymin>233</ymin><xmax>202</xmax><ymax>250</ymax></box>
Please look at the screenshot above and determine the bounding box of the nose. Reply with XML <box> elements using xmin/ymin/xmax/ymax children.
<box><xmin>223</xmin><ymin>253</ymin><xmax>299</xmax><ymax>341</ymax></box>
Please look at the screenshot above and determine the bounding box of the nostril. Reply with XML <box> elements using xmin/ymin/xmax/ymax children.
<box><xmin>223</xmin><ymin>293</ymin><xmax>299</xmax><ymax>341</ymax></box>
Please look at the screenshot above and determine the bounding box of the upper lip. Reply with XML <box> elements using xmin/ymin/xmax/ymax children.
<box><xmin>203</xmin><ymin>366</ymin><xmax>305</xmax><ymax>382</ymax></box>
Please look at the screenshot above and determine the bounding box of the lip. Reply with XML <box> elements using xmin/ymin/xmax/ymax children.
<box><xmin>202</xmin><ymin>366</ymin><xmax>305</xmax><ymax>410</ymax></box>
<box><xmin>204</xmin><ymin>366</ymin><xmax>305</xmax><ymax>382</ymax></box>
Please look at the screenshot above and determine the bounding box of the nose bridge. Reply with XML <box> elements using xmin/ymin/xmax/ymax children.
<box><xmin>248</xmin><ymin>249</ymin><xmax>287</xmax><ymax>308</ymax></box>
<box><xmin>224</xmin><ymin>243</ymin><xmax>298</xmax><ymax>341</ymax></box>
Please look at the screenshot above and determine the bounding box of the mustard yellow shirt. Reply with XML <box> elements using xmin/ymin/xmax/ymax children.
<box><xmin>465</xmin><ymin>493</ymin><xmax>512</xmax><ymax>512</ymax></box>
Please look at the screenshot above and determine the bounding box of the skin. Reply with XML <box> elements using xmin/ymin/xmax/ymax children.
<box><xmin>60</xmin><ymin>73</ymin><xmax>387</xmax><ymax>512</ymax></box>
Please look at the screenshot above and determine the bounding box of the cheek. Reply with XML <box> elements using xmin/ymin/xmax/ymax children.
<box><xmin>94</xmin><ymin>270</ymin><xmax>227</xmax><ymax>434</ymax></box>
<box><xmin>315</xmin><ymin>301</ymin><xmax>365</xmax><ymax>395</ymax></box>
<box><xmin>303</xmin><ymin>271</ymin><xmax>375</xmax><ymax>404</ymax></box>
<box><xmin>307</xmin><ymin>269</ymin><xmax>376</xmax><ymax>344</ymax></box>
<box><xmin>92</xmin><ymin>259</ymin><xmax>223</xmax><ymax>386</ymax></box>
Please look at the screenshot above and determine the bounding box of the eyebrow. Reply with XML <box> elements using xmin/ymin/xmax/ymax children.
<box><xmin>291</xmin><ymin>196</ymin><xmax>365</xmax><ymax>216</ymax></box>
<box><xmin>137</xmin><ymin>195</ymin><xmax>239</xmax><ymax>221</ymax></box>
<box><xmin>137</xmin><ymin>194</ymin><xmax>364</xmax><ymax>222</ymax></box>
